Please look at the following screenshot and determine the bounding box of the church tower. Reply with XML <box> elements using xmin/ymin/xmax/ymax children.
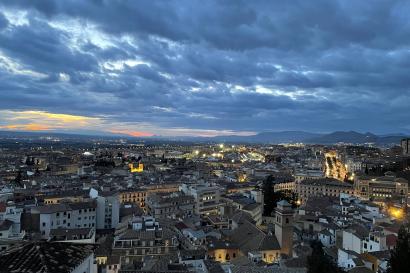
<box><xmin>274</xmin><ymin>200</ymin><xmax>294</xmax><ymax>256</ymax></box>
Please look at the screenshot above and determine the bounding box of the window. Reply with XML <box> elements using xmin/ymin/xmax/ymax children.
<box><xmin>286</xmin><ymin>218</ymin><xmax>289</xmax><ymax>224</ymax></box>
<box><xmin>42</xmin><ymin>222</ymin><xmax>46</xmax><ymax>227</ymax></box>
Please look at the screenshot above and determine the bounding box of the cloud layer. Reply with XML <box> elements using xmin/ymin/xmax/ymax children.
<box><xmin>0</xmin><ymin>0</ymin><xmax>409</xmax><ymax>136</ymax></box>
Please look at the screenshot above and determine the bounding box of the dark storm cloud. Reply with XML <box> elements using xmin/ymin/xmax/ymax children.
<box><xmin>0</xmin><ymin>0</ymin><xmax>410</xmax><ymax>134</ymax></box>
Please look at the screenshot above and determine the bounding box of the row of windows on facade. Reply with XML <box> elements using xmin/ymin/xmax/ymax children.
<box><xmin>122</xmin><ymin>193</ymin><xmax>146</xmax><ymax>198</ymax></box>
<box><xmin>42</xmin><ymin>216</ymin><xmax>95</xmax><ymax>226</ymax></box>
<box><xmin>54</xmin><ymin>208</ymin><xmax>96</xmax><ymax>217</ymax></box>
<box><xmin>276</xmin><ymin>216</ymin><xmax>290</xmax><ymax>224</ymax></box>
<box><xmin>301</xmin><ymin>187</ymin><xmax>351</xmax><ymax>192</ymax></box>
<box><xmin>114</xmin><ymin>240</ymin><xmax>171</xmax><ymax>247</ymax></box>
<box><xmin>213</xmin><ymin>252</ymin><xmax>237</xmax><ymax>260</ymax></box>
<box><xmin>124</xmin><ymin>247</ymin><xmax>168</xmax><ymax>255</ymax></box>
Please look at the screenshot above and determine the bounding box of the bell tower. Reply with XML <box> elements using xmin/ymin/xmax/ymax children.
<box><xmin>274</xmin><ymin>200</ymin><xmax>294</xmax><ymax>256</ymax></box>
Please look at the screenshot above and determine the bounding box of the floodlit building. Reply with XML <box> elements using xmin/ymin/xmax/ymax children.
<box><xmin>354</xmin><ymin>173</ymin><xmax>408</xmax><ymax>201</ymax></box>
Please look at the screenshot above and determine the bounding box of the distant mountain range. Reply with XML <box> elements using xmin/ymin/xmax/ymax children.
<box><xmin>210</xmin><ymin>131</ymin><xmax>322</xmax><ymax>143</ymax></box>
<box><xmin>0</xmin><ymin>130</ymin><xmax>408</xmax><ymax>146</ymax></box>
<box><xmin>201</xmin><ymin>130</ymin><xmax>409</xmax><ymax>145</ymax></box>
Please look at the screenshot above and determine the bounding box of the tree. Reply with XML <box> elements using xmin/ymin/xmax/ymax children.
<box><xmin>14</xmin><ymin>170</ymin><xmax>23</xmax><ymax>188</ymax></box>
<box><xmin>307</xmin><ymin>241</ymin><xmax>342</xmax><ymax>273</ymax></box>
<box><xmin>263</xmin><ymin>176</ymin><xmax>300</xmax><ymax>216</ymax></box>
<box><xmin>387</xmin><ymin>223</ymin><xmax>410</xmax><ymax>273</ymax></box>
<box><xmin>262</xmin><ymin>175</ymin><xmax>275</xmax><ymax>216</ymax></box>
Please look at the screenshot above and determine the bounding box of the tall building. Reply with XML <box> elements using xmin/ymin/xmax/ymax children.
<box><xmin>90</xmin><ymin>189</ymin><xmax>120</xmax><ymax>230</ymax></box>
<box><xmin>274</xmin><ymin>200</ymin><xmax>294</xmax><ymax>256</ymax></box>
<box><xmin>401</xmin><ymin>138</ymin><xmax>410</xmax><ymax>155</ymax></box>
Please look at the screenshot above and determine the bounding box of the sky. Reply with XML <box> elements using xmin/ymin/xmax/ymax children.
<box><xmin>0</xmin><ymin>0</ymin><xmax>410</xmax><ymax>137</ymax></box>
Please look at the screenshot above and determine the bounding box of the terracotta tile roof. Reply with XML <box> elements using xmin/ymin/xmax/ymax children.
<box><xmin>0</xmin><ymin>241</ymin><xmax>94</xmax><ymax>273</ymax></box>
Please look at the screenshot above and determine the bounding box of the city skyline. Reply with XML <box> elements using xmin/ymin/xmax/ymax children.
<box><xmin>1</xmin><ymin>1</ymin><xmax>410</xmax><ymax>136</ymax></box>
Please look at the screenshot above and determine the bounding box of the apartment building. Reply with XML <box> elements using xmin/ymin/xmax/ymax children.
<box><xmin>112</xmin><ymin>216</ymin><xmax>178</xmax><ymax>265</ymax></box>
<box><xmin>180</xmin><ymin>183</ymin><xmax>223</xmax><ymax>216</ymax></box>
<box><xmin>31</xmin><ymin>201</ymin><xmax>97</xmax><ymax>239</ymax></box>
<box><xmin>119</xmin><ymin>189</ymin><xmax>147</xmax><ymax>209</ymax></box>
<box><xmin>145</xmin><ymin>192</ymin><xmax>195</xmax><ymax>219</ymax></box>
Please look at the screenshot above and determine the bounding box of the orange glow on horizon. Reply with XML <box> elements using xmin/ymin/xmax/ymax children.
<box><xmin>0</xmin><ymin>123</ymin><xmax>51</xmax><ymax>131</ymax></box>
<box><xmin>109</xmin><ymin>129</ymin><xmax>154</xmax><ymax>137</ymax></box>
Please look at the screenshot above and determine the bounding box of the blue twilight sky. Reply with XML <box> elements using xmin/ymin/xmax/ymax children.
<box><xmin>0</xmin><ymin>0</ymin><xmax>409</xmax><ymax>137</ymax></box>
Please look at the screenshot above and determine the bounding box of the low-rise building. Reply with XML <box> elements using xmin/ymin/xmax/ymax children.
<box><xmin>296</xmin><ymin>178</ymin><xmax>354</xmax><ymax>201</ymax></box>
<box><xmin>112</xmin><ymin>216</ymin><xmax>178</xmax><ymax>265</ymax></box>
<box><xmin>119</xmin><ymin>189</ymin><xmax>147</xmax><ymax>209</ymax></box>
<box><xmin>146</xmin><ymin>192</ymin><xmax>195</xmax><ymax>219</ymax></box>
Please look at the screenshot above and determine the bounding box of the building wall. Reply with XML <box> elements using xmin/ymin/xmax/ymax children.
<box><xmin>0</xmin><ymin>226</ymin><xmax>11</xmax><ymax>239</ymax></box>
<box><xmin>402</xmin><ymin>138</ymin><xmax>410</xmax><ymax>155</ymax></box>
<box><xmin>342</xmin><ymin>231</ymin><xmax>362</xmax><ymax>253</ymax></box>
<box><xmin>38</xmin><ymin>208</ymin><xmax>96</xmax><ymax>239</ymax></box>
<box><xmin>96</xmin><ymin>195</ymin><xmax>120</xmax><ymax>229</ymax></box>
<box><xmin>71</xmin><ymin>254</ymin><xmax>96</xmax><ymax>273</ymax></box>
<box><xmin>354</xmin><ymin>178</ymin><xmax>408</xmax><ymax>201</ymax></box>
<box><xmin>297</xmin><ymin>182</ymin><xmax>354</xmax><ymax>201</ymax></box>
<box><xmin>207</xmin><ymin>248</ymin><xmax>241</xmax><ymax>263</ymax></box>
<box><xmin>119</xmin><ymin>190</ymin><xmax>146</xmax><ymax>208</ymax></box>
<box><xmin>44</xmin><ymin>196</ymin><xmax>85</xmax><ymax>205</ymax></box>
<box><xmin>262</xmin><ymin>250</ymin><xmax>280</xmax><ymax>263</ymax></box>
<box><xmin>274</xmin><ymin>182</ymin><xmax>296</xmax><ymax>192</ymax></box>
<box><xmin>180</xmin><ymin>184</ymin><xmax>222</xmax><ymax>216</ymax></box>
